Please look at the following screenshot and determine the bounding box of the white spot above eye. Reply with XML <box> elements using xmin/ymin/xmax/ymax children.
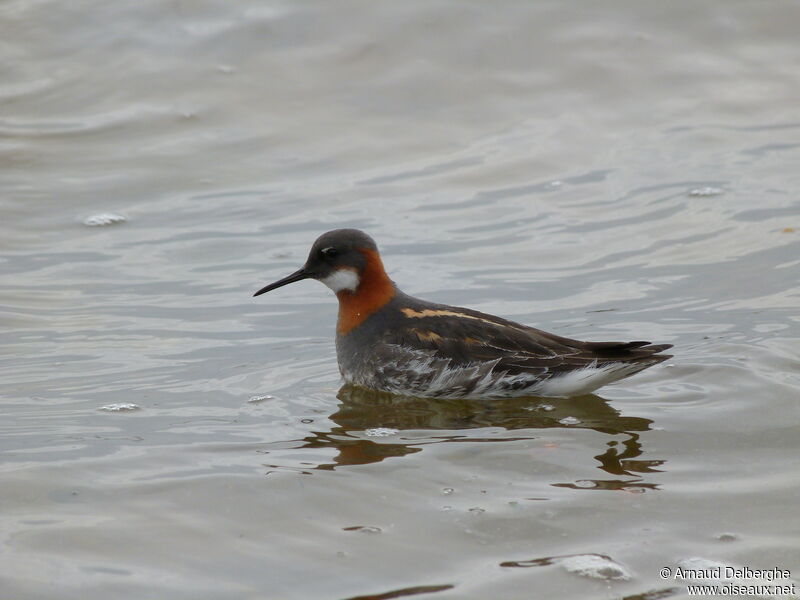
<box><xmin>321</xmin><ymin>268</ymin><xmax>360</xmax><ymax>292</ymax></box>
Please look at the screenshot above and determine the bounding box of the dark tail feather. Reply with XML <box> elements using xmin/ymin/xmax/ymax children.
<box><xmin>586</xmin><ymin>340</ymin><xmax>673</xmax><ymax>361</ymax></box>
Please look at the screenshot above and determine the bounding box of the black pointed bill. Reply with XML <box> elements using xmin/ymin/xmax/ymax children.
<box><xmin>253</xmin><ymin>268</ymin><xmax>311</xmax><ymax>297</ymax></box>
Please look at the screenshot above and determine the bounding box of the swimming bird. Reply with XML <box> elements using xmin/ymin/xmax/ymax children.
<box><xmin>253</xmin><ymin>229</ymin><xmax>672</xmax><ymax>398</ymax></box>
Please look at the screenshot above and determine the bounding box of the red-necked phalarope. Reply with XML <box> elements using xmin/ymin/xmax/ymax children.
<box><xmin>254</xmin><ymin>229</ymin><xmax>672</xmax><ymax>398</ymax></box>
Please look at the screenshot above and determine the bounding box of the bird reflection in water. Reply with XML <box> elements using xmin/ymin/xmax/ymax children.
<box><xmin>276</xmin><ymin>385</ymin><xmax>664</xmax><ymax>492</ymax></box>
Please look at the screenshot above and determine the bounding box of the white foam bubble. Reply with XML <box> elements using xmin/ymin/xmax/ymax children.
<box><xmin>365</xmin><ymin>427</ymin><xmax>398</xmax><ymax>437</ymax></box>
<box><xmin>82</xmin><ymin>213</ymin><xmax>127</xmax><ymax>227</ymax></box>
<box><xmin>561</xmin><ymin>554</ymin><xmax>632</xmax><ymax>581</ymax></box>
<box><xmin>99</xmin><ymin>403</ymin><xmax>140</xmax><ymax>412</ymax></box>
<box><xmin>688</xmin><ymin>187</ymin><xmax>723</xmax><ymax>197</ymax></box>
<box><xmin>248</xmin><ymin>395</ymin><xmax>274</xmax><ymax>403</ymax></box>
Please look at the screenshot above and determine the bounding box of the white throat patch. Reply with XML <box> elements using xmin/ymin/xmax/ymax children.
<box><xmin>321</xmin><ymin>268</ymin><xmax>360</xmax><ymax>293</ymax></box>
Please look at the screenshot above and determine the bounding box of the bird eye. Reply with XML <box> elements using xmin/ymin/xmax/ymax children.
<box><xmin>320</xmin><ymin>246</ymin><xmax>339</xmax><ymax>259</ymax></box>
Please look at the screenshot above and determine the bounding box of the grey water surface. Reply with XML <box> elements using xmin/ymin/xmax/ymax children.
<box><xmin>2</xmin><ymin>1</ymin><xmax>800</xmax><ymax>599</ymax></box>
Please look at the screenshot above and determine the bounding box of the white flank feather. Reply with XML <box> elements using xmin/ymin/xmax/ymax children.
<box><xmin>343</xmin><ymin>344</ymin><xmax>653</xmax><ymax>399</ymax></box>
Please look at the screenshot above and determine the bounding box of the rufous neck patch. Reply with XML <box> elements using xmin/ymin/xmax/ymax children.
<box><xmin>336</xmin><ymin>248</ymin><xmax>395</xmax><ymax>335</ymax></box>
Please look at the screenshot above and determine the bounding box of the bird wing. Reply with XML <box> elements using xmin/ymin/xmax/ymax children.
<box><xmin>379</xmin><ymin>303</ymin><xmax>671</xmax><ymax>378</ymax></box>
